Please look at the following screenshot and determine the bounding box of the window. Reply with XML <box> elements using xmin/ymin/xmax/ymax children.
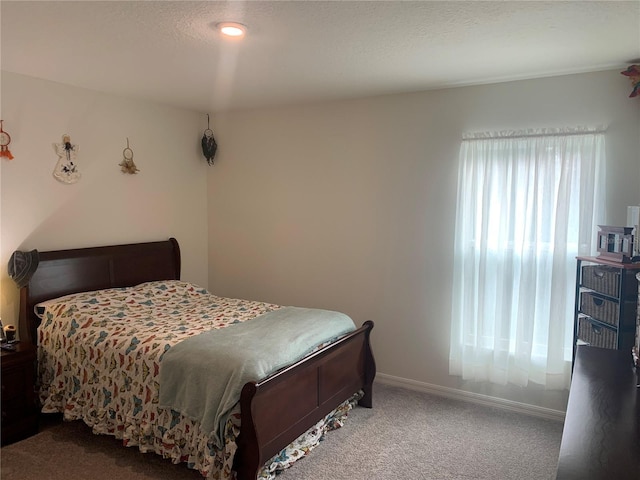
<box><xmin>449</xmin><ymin>128</ymin><xmax>605</xmax><ymax>390</ymax></box>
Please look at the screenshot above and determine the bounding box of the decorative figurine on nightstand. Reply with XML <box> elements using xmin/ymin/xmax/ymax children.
<box><xmin>0</xmin><ymin>319</ymin><xmax>16</xmax><ymax>351</ymax></box>
<box><xmin>53</xmin><ymin>134</ymin><xmax>81</xmax><ymax>184</ymax></box>
<box><xmin>3</xmin><ymin>324</ymin><xmax>16</xmax><ymax>342</ymax></box>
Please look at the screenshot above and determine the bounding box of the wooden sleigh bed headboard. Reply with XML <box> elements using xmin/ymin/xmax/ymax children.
<box><xmin>19</xmin><ymin>238</ymin><xmax>180</xmax><ymax>345</ymax></box>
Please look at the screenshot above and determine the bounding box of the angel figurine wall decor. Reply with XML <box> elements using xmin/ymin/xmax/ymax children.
<box><xmin>53</xmin><ymin>134</ymin><xmax>81</xmax><ymax>184</ymax></box>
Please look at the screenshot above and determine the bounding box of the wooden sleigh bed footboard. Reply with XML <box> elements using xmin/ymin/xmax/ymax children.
<box><xmin>19</xmin><ymin>237</ymin><xmax>376</xmax><ymax>480</ymax></box>
<box><xmin>235</xmin><ymin>320</ymin><xmax>375</xmax><ymax>480</ymax></box>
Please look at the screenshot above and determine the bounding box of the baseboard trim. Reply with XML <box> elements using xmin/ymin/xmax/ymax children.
<box><xmin>375</xmin><ymin>373</ymin><xmax>566</xmax><ymax>422</ymax></box>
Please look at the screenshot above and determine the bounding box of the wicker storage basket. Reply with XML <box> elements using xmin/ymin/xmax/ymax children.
<box><xmin>581</xmin><ymin>265</ymin><xmax>637</xmax><ymax>298</ymax></box>
<box><xmin>577</xmin><ymin>317</ymin><xmax>617</xmax><ymax>349</ymax></box>
<box><xmin>579</xmin><ymin>292</ymin><xmax>636</xmax><ymax>328</ymax></box>
<box><xmin>581</xmin><ymin>265</ymin><xmax>620</xmax><ymax>297</ymax></box>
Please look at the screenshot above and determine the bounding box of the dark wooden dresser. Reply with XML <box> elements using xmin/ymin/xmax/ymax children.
<box><xmin>556</xmin><ymin>345</ymin><xmax>640</xmax><ymax>479</ymax></box>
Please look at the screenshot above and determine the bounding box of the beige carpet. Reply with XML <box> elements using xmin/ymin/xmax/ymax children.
<box><xmin>0</xmin><ymin>383</ymin><xmax>564</xmax><ymax>480</ymax></box>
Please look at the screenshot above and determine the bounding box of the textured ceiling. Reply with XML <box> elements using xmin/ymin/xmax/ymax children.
<box><xmin>2</xmin><ymin>1</ymin><xmax>639</xmax><ymax>113</ymax></box>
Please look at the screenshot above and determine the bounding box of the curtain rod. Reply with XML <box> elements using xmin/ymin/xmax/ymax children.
<box><xmin>463</xmin><ymin>127</ymin><xmax>607</xmax><ymax>141</ymax></box>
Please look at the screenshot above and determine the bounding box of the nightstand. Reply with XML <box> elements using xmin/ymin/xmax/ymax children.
<box><xmin>1</xmin><ymin>342</ymin><xmax>38</xmax><ymax>445</ymax></box>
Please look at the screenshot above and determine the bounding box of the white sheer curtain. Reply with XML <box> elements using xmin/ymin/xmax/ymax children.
<box><xmin>449</xmin><ymin>127</ymin><xmax>605</xmax><ymax>390</ymax></box>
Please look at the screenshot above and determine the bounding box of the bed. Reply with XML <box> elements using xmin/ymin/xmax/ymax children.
<box><xmin>18</xmin><ymin>238</ymin><xmax>376</xmax><ymax>480</ymax></box>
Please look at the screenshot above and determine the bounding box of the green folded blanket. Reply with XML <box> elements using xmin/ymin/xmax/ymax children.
<box><xmin>158</xmin><ymin>306</ymin><xmax>356</xmax><ymax>448</ymax></box>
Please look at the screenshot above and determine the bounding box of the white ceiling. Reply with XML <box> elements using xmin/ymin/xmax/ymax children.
<box><xmin>2</xmin><ymin>1</ymin><xmax>639</xmax><ymax>113</ymax></box>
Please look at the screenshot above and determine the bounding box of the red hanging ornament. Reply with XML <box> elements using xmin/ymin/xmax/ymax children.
<box><xmin>621</xmin><ymin>64</ymin><xmax>640</xmax><ymax>98</ymax></box>
<box><xmin>0</xmin><ymin>120</ymin><xmax>14</xmax><ymax>160</ymax></box>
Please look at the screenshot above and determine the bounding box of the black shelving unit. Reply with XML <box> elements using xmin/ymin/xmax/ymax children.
<box><xmin>573</xmin><ymin>256</ymin><xmax>640</xmax><ymax>362</ymax></box>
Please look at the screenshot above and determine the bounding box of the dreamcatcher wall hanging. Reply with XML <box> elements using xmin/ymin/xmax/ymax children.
<box><xmin>119</xmin><ymin>138</ymin><xmax>140</xmax><ymax>174</ymax></box>
<box><xmin>0</xmin><ymin>121</ymin><xmax>14</xmax><ymax>160</ymax></box>
<box><xmin>53</xmin><ymin>134</ymin><xmax>81</xmax><ymax>184</ymax></box>
<box><xmin>201</xmin><ymin>114</ymin><xmax>217</xmax><ymax>165</ymax></box>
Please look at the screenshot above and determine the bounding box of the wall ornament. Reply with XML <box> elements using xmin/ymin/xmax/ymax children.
<box><xmin>53</xmin><ymin>134</ymin><xmax>80</xmax><ymax>184</ymax></box>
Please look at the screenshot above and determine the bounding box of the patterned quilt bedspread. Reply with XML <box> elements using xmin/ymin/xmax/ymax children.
<box><xmin>36</xmin><ymin>280</ymin><xmax>358</xmax><ymax>480</ymax></box>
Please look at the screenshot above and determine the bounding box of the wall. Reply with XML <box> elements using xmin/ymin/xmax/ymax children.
<box><xmin>208</xmin><ymin>69</ymin><xmax>640</xmax><ymax>412</ymax></box>
<box><xmin>0</xmin><ymin>72</ymin><xmax>209</xmax><ymax>336</ymax></box>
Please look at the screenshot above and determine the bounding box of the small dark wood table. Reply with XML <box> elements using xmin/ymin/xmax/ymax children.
<box><xmin>556</xmin><ymin>345</ymin><xmax>640</xmax><ymax>479</ymax></box>
<box><xmin>1</xmin><ymin>341</ymin><xmax>38</xmax><ymax>445</ymax></box>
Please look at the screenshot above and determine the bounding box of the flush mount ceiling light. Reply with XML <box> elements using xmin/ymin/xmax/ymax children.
<box><xmin>217</xmin><ymin>22</ymin><xmax>247</xmax><ymax>38</ymax></box>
